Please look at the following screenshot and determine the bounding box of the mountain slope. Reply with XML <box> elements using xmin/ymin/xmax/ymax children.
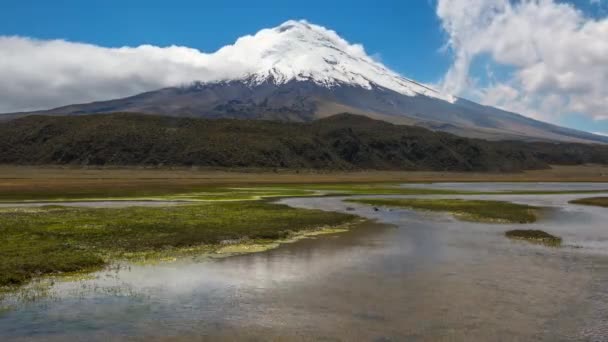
<box><xmin>2</xmin><ymin>113</ymin><xmax>608</xmax><ymax>171</ymax></box>
<box><xmin>3</xmin><ymin>20</ymin><xmax>605</xmax><ymax>144</ymax></box>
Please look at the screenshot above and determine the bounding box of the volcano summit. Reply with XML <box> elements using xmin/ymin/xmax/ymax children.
<box><xmin>4</xmin><ymin>20</ymin><xmax>607</xmax><ymax>144</ymax></box>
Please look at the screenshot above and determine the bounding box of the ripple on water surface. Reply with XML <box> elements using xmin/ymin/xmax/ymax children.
<box><xmin>2</xmin><ymin>184</ymin><xmax>608</xmax><ymax>340</ymax></box>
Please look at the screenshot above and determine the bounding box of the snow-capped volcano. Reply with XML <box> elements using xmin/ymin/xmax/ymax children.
<box><xmin>209</xmin><ymin>20</ymin><xmax>454</xmax><ymax>103</ymax></box>
<box><xmin>5</xmin><ymin>20</ymin><xmax>607</xmax><ymax>144</ymax></box>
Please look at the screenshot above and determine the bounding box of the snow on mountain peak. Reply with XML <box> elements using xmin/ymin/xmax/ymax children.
<box><xmin>205</xmin><ymin>20</ymin><xmax>455</xmax><ymax>103</ymax></box>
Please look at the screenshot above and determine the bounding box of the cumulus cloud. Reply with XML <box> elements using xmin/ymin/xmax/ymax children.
<box><xmin>0</xmin><ymin>21</ymin><xmax>287</xmax><ymax>112</ymax></box>
<box><xmin>437</xmin><ymin>0</ymin><xmax>608</xmax><ymax>121</ymax></box>
<box><xmin>1</xmin><ymin>19</ymin><xmax>452</xmax><ymax>113</ymax></box>
<box><xmin>0</xmin><ymin>20</ymin><xmax>395</xmax><ymax>113</ymax></box>
<box><xmin>0</xmin><ymin>37</ymin><xmax>247</xmax><ymax>113</ymax></box>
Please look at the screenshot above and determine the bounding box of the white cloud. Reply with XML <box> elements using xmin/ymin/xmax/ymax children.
<box><xmin>0</xmin><ymin>19</ymin><xmax>451</xmax><ymax>113</ymax></box>
<box><xmin>437</xmin><ymin>0</ymin><xmax>608</xmax><ymax>122</ymax></box>
<box><xmin>0</xmin><ymin>36</ymin><xmax>253</xmax><ymax>113</ymax></box>
<box><xmin>0</xmin><ymin>20</ymin><xmax>357</xmax><ymax>113</ymax></box>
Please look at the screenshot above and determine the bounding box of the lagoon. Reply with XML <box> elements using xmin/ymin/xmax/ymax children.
<box><xmin>1</xmin><ymin>183</ymin><xmax>608</xmax><ymax>340</ymax></box>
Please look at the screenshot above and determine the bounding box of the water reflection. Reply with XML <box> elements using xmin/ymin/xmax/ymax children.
<box><xmin>1</xmin><ymin>185</ymin><xmax>608</xmax><ymax>341</ymax></box>
<box><xmin>401</xmin><ymin>182</ymin><xmax>608</xmax><ymax>192</ymax></box>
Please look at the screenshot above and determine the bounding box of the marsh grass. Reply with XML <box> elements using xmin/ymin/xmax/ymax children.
<box><xmin>0</xmin><ymin>187</ymin><xmax>319</xmax><ymax>203</ymax></box>
<box><xmin>0</xmin><ymin>183</ymin><xmax>466</xmax><ymax>203</ymax></box>
<box><xmin>505</xmin><ymin>230</ymin><xmax>562</xmax><ymax>246</ymax></box>
<box><xmin>347</xmin><ymin>198</ymin><xmax>540</xmax><ymax>223</ymax></box>
<box><xmin>570</xmin><ymin>197</ymin><xmax>608</xmax><ymax>208</ymax></box>
<box><xmin>1</xmin><ymin>181</ymin><xmax>606</xmax><ymax>204</ymax></box>
<box><xmin>0</xmin><ymin>201</ymin><xmax>355</xmax><ymax>288</ymax></box>
<box><xmin>266</xmin><ymin>183</ymin><xmax>492</xmax><ymax>196</ymax></box>
<box><xmin>1</xmin><ymin>179</ymin><xmax>599</xmax><ymax>289</ymax></box>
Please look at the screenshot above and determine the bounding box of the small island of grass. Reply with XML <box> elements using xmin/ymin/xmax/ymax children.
<box><xmin>505</xmin><ymin>229</ymin><xmax>562</xmax><ymax>246</ymax></box>
<box><xmin>346</xmin><ymin>198</ymin><xmax>540</xmax><ymax>223</ymax></box>
<box><xmin>0</xmin><ymin>201</ymin><xmax>356</xmax><ymax>289</ymax></box>
<box><xmin>570</xmin><ymin>197</ymin><xmax>608</xmax><ymax>208</ymax></box>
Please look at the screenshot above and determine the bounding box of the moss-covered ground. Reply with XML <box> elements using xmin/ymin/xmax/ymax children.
<box><xmin>505</xmin><ymin>230</ymin><xmax>562</xmax><ymax>246</ymax></box>
<box><xmin>346</xmin><ymin>198</ymin><xmax>540</xmax><ymax>223</ymax></box>
<box><xmin>0</xmin><ymin>201</ymin><xmax>355</xmax><ymax>288</ymax></box>
<box><xmin>0</xmin><ymin>187</ymin><xmax>319</xmax><ymax>203</ymax></box>
<box><xmin>2</xmin><ymin>182</ymin><xmax>606</xmax><ymax>204</ymax></box>
<box><xmin>2</xmin><ymin>177</ymin><xmax>604</xmax><ymax>290</ymax></box>
<box><xmin>570</xmin><ymin>197</ymin><xmax>608</xmax><ymax>208</ymax></box>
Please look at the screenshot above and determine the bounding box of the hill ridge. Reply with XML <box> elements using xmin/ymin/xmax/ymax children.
<box><xmin>2</xmin><ymin>113</ymin><xmax>608</xmax><ymax>171</ymax></box>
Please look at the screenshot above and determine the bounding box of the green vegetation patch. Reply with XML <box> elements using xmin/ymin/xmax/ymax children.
<box><xmin>274</xmin><ymin>183</ymin><xmax>469</xmax><ymax>195</ymax></box>
<box><xmin>0</xmin><ymin>182</ymin><xmax>484</xmax><ymax>203</ymax></box>
<box><xmin>570</xmin><ymin>197</ymin><xmax>608</xmax><ymax>208</ymax></box>
<box><xmin>0</xmin><ymin>202</ymin><xmax>355</xmax><ymax>288</ymax></box>
<box><xmin>0</xmin><ymin>187</ymin><xmax>319</xmax><ymax>203</ymax></box>
<box><xmin>247</xmin><ymin>183</ymin><xmax>608</xmax><ymax>197</ymax></box>
<box><xmin>2</xmin><ymin>181</ymin><xmax>606</xmax><ymax>203</ymax></box>
<box><xmin>347</xmin><ymin>198</ymin><xmax>540</xmax><ymax>223</ymax></box>
<box><xmin>505</xmin><ymin>229</ymin><xmax>562</xmax><ymax>246</ymax></box>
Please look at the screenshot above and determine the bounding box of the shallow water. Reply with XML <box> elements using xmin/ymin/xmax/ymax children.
<box><xmin>402</xmin><ymin>181</ymin><xmax>608</xmax><ymax>192</ymax></box>
<box><xmin>1</xmin><ymin>184</ymin><xmax>608</xmax><ymax>341</ymax></box>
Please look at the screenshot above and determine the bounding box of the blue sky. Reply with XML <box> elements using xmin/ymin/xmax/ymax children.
<box><xmin>0</xmin><ymin>0</ymin><xmax>606</xmax><ymax>135</ymax></box>
<box><xmin>0</xmin><ymin>0</ymin><xmax>449</xmax><ymax>81</ymax></box>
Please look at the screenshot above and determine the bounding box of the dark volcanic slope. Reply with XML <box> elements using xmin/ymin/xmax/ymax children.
<box><xmin>2</xmin><ymin>20</ymin><xmax>605</xmax><ymax>145</ymax></box>
<box><xmin>9</xmin><ymin>80</ymin><xmax>608</xmax><ymax>144</ymax></box>
<box><xmin>1</xmin><ymin>113</ymin><xmax>608</xmax><ymax>171</ymax></box>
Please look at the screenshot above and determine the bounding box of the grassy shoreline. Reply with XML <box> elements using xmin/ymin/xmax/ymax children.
<box><xmin>0</xmin><ymin>201</ymin><xmax>357</xmax><ymax>288</ymax></box>
<box><xmin>346</xmin><ymin>198</ymin><xmax>540</xmax><ymax>223</ymax></box>
<box><xmin>0</xmin><ymin>165</ymin><xmax>607</xmax><ymax>203</ymax></box>
<box><xmin>505</xmin><ymin>230</ymin><xmax>562</xmax><ymax>246</ymax></box>
<box><xmin>1</xmin><ymin>183</ymin><xmax>607</xmax><ymax>203</ymax></box>
<box><xmin>570</xmin><ymin>197</ymin><xmax>608</xmax><ymax>208</ymax></box>
<box><xmin>2</xmin><ymin>165</ymin><xmax>606</xmax><ymax>291</ymax></box>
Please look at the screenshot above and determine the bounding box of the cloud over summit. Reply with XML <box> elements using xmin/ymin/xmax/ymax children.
<box><xmin>1</xmin><ymin>6</ymin><xmax>607</xmax><ymax>126</ymax></box>
<box><xmin>0</xmin><ymin>20</ymin><xmax>380</xmax><ymax>113</ymax></box>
